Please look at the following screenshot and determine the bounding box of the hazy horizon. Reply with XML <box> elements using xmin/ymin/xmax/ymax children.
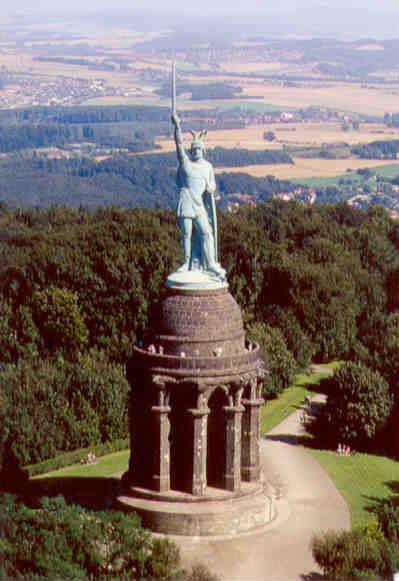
<box><xmin>2</xmin><ymin>0</ymin><xmax>399</xmax><ymax>14</ymax></box>
<box><xmin>1</xmin><ymin>0</ymin><xmax>399</xmax><ymax>39</ymax></box>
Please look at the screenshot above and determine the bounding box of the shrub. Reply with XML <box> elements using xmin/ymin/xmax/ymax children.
<box><xmin>145</xmin><ymin>538</ymin><xmax>181</xmax><ymax>580</ymax></box>
<box><xmin>0</xmin><ymin>494</ymin><xmax>217</xmax><ymax>580</ymax></box>
<box><xmin>312</xmin><ymin>529</ymin><xmax>383</xmax><ymax>580</ymax></box>
<box><xmin>312</xmin><ymin>526</ymin><xmax>399</xmax><ymax>581</ymax></box>
<box><xmin>248</xmin><ymin>322</ymin><xmax>296</xmax><ymax>399</ymax></box>
<box><xmin>185</xmin><ymin>562</ymin><xmax>220</xmax><ymax>580</ymax></box>
<box><xmin>313</xmin><ymin>362</ymin><xmax>393</xmax><ymax>450</ymax></box>
<box><xmin>377</xmin><ymin>500</ymin><xmax>399</xmax><ymax>543</ymax></box>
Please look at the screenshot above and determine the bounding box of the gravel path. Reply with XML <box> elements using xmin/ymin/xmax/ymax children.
<box><xmin>175</xmin><ymin>395</ymin><xmax>351</xmax><ymax>581</ymax></box>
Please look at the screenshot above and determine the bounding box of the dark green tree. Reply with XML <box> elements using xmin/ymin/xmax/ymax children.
<box><xmin>314</xmin><ymin>362</ymin><xmax>393</xmax><ymax>450</ymax></box>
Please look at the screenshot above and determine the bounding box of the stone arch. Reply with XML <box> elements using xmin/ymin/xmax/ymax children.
<box><xmin>207</xmin><ymin>385</ymin><xmax>230</xmax><ymax>488</ymax></box>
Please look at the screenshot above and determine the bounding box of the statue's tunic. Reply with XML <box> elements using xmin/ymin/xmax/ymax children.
<box><xmin>176</xmin><ymin>154</ymin><xmax>216</xmax><ymax>219</ymax></box>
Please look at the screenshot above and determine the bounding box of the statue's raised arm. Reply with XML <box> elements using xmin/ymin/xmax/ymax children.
<box><xmin>171</xmin><ymin>112</ymin><xmax>187</xmax><ymax>167</ymax></box>
<box><xmin>167</xmin><ymin>62</ymin><xmax>226</xmax><ymax>289</ymax></box>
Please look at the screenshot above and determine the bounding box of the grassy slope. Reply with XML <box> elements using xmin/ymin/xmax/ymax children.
<box><xmin>309</xmin><ymin>450</ymin><xmax>399</xmax><ymax>528</ymax></box>
<box><xmin>33</xmin><ymin>450</ymin><xmax>129</xmax><ymax>480</ymax></box>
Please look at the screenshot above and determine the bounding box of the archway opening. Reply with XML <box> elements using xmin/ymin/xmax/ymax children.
<box><xmin>169</xmin><ymin>388</ymin><xmax>195</xmax><ymax>493</ymax></box>
<box><xmin>207</xmin><ymin>388</ymin><xmax>227</xmax><ymax>489</ymax></box>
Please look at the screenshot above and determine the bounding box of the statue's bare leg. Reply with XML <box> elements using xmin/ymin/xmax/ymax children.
<box><xmin>195</xmin><ymin>214</ymin><xmax>225</xmax><ymax>278</ymax></box>
<box><xmin>177</xmin><ymin>217</ymin><xmax>192</xmax><ymax>272</ymax></box>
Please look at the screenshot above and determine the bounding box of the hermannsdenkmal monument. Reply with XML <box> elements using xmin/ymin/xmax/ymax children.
<box><xmin>116</xmin><ymin>63</ymin><xmax>273</xmax><ymax>536</ymax></box>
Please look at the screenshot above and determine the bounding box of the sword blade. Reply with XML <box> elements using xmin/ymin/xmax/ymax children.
<box><xmin>171</xmin><ymin>59</ymin><xmax>176</xmax><ymax>114</ymax></box>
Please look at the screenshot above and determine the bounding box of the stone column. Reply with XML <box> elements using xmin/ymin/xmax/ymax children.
<box><xmin>188</xmin><ymin>407</ymin><xmax>209</xmax><ymax>496</ymax></box>
<box><xmin>241</xmin><ymin>397</ymin><xmax>264</xmax><ymax>482</ymax></box>
<box><xmin>150</xmin><ymin>405</ymin><xmax>171</xmax><ymax>492</ymax></box>
<box><xmin>224</xmin><ymin>405</ymin><xmax>244</xmax><ymax>492</ymax></box>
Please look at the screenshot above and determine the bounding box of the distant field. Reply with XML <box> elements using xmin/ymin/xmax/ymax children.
<box><xmin>293</xmin><ymin>175</ymin><xmax>361</xmax><ymax>188</ymax></box>
<box><xmin>215</xmin><ymin>157</ymin><xmax>399</xmax><ymax>179</ymax></box>
<box><xmin>239</xmin><ymin>82</ymin><xmax>399</xmax><ymax>116</ymax></box>
<box><xmin>218</xmin><ymin>60</ymin><xmax>322</xmax><ymax>80</ymax></box>
<box><xmin>268</xmin><ymin>122</ymin><xmax>399</xmax><ymax>146</ymax></box>
<box><xmin>219</xmin><ymin>60</ymin><xmax>289</xmax><ymax>74</ymax></box>
<box><xmin>294</xmin><ymin>163</ymin><xmax>399</xmax><ymax>186</ymax></box>
<box><xmin>83</xmin><ymin>95</ymin><xmax>163</xmax><ymax>106</ymax></box>
<box><xmin>155</xmin><ymin>126</ymin><xmax>283</xmax><ymax>152</ymax></box>
<box><xmin>0</xmin><ymin>50</ymin><xmax>132</xmax><ymax>85</ymax></box>
<box><xmin>154</xmin><ymin>122</ymin><xmax>399</xmax><ymax>154</ymax></box>
<box><xmin>177</xmin><ymin>99</ymin><xmax>288</xmax><ymax>113</ymax></box>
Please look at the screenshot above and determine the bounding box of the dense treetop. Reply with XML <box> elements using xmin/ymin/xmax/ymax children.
<box><xmin>0</xmin><ymin>200</ymin><xmax>398</xmax><ymax>469</ymax></box>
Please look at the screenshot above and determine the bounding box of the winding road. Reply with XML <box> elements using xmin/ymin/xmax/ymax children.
<box><xmin>175</xmin><ymin>395</ymin><xmax>351</xmax><ymax>580</ymax></box>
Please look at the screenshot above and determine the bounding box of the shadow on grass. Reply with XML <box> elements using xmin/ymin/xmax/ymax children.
<box><xmin>20</xmin><ymin>476</ymin><xmax>121</xmax><ymax>511</ymax></box>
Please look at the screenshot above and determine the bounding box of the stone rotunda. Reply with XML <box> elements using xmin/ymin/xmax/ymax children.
<box><xmin>116</xmin><ymin>62</ymin><xmax>274</xmax><ymax>536</ymax></box>
<box><xmin>117</xmin><ymin>284</ymin><xmax>275</xmax><ymax>536</ymax></box>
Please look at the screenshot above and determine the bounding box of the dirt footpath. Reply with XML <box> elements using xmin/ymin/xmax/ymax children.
<box><xmin>175</xmin><ymin>396</ymin><xmax>350</xmax><ymax>581</ymax></box>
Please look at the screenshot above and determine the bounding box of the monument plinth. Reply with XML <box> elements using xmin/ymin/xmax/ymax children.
<box><xmin>115</xmin><ymin>62</ymin><xmax>273</xmax><ymax>536</ymax></box>
<box><xmin>116</xmin><ymin>285</ymin><xmax>274</xmax><ymax>535</ymax></box>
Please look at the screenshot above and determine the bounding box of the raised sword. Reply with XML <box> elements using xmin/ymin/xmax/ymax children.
<box><xmin>171</xmin><ymin>59</ymin><xmax>177</xmax><ymax>115</ymax></box>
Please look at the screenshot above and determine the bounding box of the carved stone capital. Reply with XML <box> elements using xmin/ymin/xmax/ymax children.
<box><xmin>223</xmin><ymin>405</ymin><xmax>245</xmax><ymax>415</ymax></box>
<box><xmin>151</xmin><ymin>405</ymin><xmax>171</xmax><ymax>414</ymax></box>
<box><xmin>188</xmin><ymin>407</ymin><xmax>210</xmax><ymax>417</ymax></box>
<box><xmin>242</xmin><ymin>398</ymin><xmax>264</xmax><ymax>407</ymax></box>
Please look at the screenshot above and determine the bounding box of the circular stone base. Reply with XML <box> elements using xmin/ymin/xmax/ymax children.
<box><xmin>114</xmin><ymin>482</ymin><xmax>275</xmax><ymax>537</ymax></box>
<box><xmin>166</xmin><ymin>269</ymin><xmax>228</xmax><ymax>291</ymax></box>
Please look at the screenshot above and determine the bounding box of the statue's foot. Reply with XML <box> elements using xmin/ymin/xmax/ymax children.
<box><xmin>208</xmin><ymin>263</ymin><xmax>226</xmax><ymax>280</ymax></box>
<box><xmin>176</xmin><ymin>261</ymin><xmax>190</xmax><ymax>273</ymax></box>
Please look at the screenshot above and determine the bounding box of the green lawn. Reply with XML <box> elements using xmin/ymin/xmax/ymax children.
<box><xmin>309</xmin><ymin>449</ymin><xmax>399</xmax><ymax>528</ymax></box>
<box><xmin>260</xmin><ymin>360</ymin><xmax>399</xmax><ymax>529</ymax></box>
<box><xmin>33</xmin><ymin>450</ymin><xmax>129</xmax><ymax>480</ymax></box>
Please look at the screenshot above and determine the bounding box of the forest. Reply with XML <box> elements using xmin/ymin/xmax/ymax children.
<box><xmin>1</xmin><ymin>200</ymin><xmax>398</xmax><ymax>580</ymax></box>
<box><xmin>0</xmin><ymin>152</ymin><xmax>295</xmax><ymax>208</ymax></box>
<box><xmin>0</xmin><ymin>200</ymin><xmax>398</xmax><ymax>471</ymax></box>
<box><xmin>0</xmin><ymin>104</ymin><xmax>219</xmax><ymax>153</ymax></box>
<box><xmin>156</xmin><ymin>81</ymin><xmax>243</xmax><ymax>100</ymax></box>
<box><xmin>351</xmin><ymin>139</ymin><xmax>399</xmax><ymax>160</ymax></box>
